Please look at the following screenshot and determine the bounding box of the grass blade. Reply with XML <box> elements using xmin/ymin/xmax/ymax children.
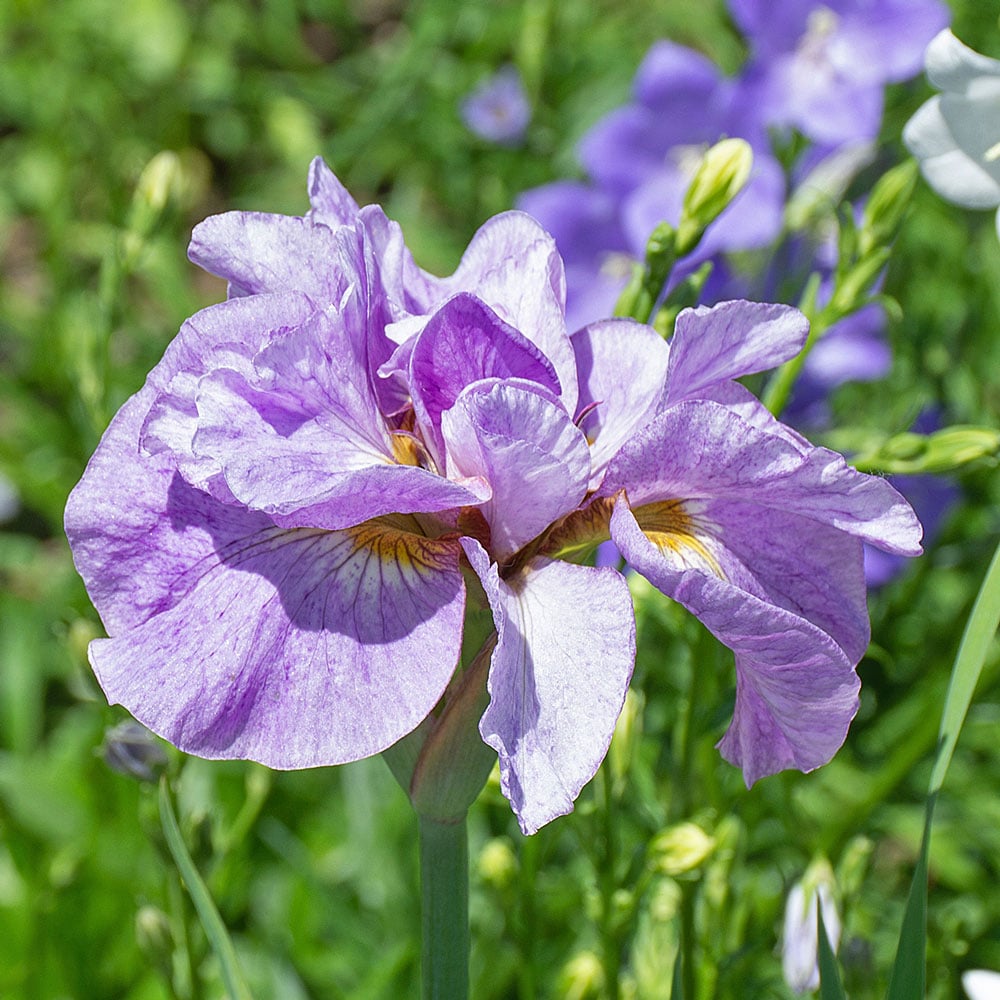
<box><xmin>887</xmin><ymin>537</ymin><xmax>1000</xmax><ymax>999</ymax></box>
<box><xmin>817</xmin><ymin>905</ymin><xmax>846</xmax><ymax>1000</ymax></box>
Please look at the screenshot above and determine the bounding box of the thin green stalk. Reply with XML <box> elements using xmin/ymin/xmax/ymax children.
<box><xmin>158</xmin><ymin>779</ymin><xmax>253</xmax><ymax>1000</ymax></box>
<box><xmin>418</xmin><ymin>814</ymin><xmax>469</xmax><ymax>1000</ymax></box>
<box><xmin>601</xmin><ymin>764</ymin><xmax>621</xmax><ymax>1000</ymax></box>
<box><xmin>518</xmin><ymin>833</ymin><xmax>539</xmax><ymax>1000</ymax></box>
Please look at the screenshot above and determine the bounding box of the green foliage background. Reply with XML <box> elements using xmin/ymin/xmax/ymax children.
<box><xmin>2</xmin><ymin>1</ymin><xmax>1000</xmax><ymax>997</ymax></box>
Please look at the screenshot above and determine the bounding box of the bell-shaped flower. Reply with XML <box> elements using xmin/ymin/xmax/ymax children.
<box><xmin>904</xmin><ymin>29</ymin><xmax>1000</xmax><ymax>235</ymax></box>
<box><xmin>66</xmin><ymin>162</ymin><xmax>920</xmax><ymax>836</ymax></box>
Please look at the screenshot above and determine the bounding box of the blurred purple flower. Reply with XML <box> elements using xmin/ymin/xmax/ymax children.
<box><xmin>461</xmin><ymin>65</ymin><xmax>531</xmax><ymax>146</ymax></box>
<box><xmin>66</xmin><ymin>160</ymin><xmax>920</xmax><ymax>833</ymax></box>
<box><xmin>730</xmin><ymin>0</ymin><xmax>949</xmax><ymax>145</ymax></box>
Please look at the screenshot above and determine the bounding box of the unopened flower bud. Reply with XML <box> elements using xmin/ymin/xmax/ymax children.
<box><xmin>782</xmin><ymin>859</ymin><xmax>841</xmax><ymax>995</ymax></box>
<box><xmin>135</xmin><ymin>905</ymin><xmax>173</xmax><ymax>968</ymax></box>
<box><xmin>558</xmin><ymin>950</ymin><xmax>605</xmax><ymax>1000</ymax></box>
<box><xmin>477</xmin><ymin>837</ymin><xmax>518</xmax><ymax>890</ymax></box>
<box><xmin>859</xmin><ymin>159</ymin><xmax>919</xmax><ymax>256</ymax></box>
<box><xmin>676</xmin><ymin>138</ymin><xmax>753</xmax><ymax>255</ymax></box>
<box><xmin>648</xmin><ymin>821</ymin><xmax>715</xmax><ymax>877</ymax></box>
<box><xmin>609</xmin><ymin>689</ymin><xmax>643</xmax><ymax>787</ymax></box>
<box><xmin>102</xmin><ymin>720</ymin><xmax>168</xmax><ymax>782</ymax></box>
<box><xmin>860</xmin><ymin>425</ymin><xmax>1000</xmax><ymax>475</ymax></box>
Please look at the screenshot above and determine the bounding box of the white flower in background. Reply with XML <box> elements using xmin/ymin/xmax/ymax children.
<box><xmin>964</xmin><ymin>969</ymin><xmax>1000</xmax><ymax>1000</ymax></box>
<box><xmin>0</xmin><ymin>472</ymin><xmax>18</xmax><ymax>523</ymax></box>
<box><xmin>781</xmin><ymin>861</ymin><xmax>841</xmax><ymax>995</ymax></box>
<box><xmin>904</xmin><ymin>30</ymin><xmax>1000</xmax><ymax>235</ymax></box>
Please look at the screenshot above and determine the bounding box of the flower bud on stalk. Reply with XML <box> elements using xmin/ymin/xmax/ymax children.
<box><xmin>675</xmin><ymin>138</ymin><xmax>753</xmax><ymax>257</ymax></box>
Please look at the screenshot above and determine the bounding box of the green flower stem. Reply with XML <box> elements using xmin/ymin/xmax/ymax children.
<box><xmin>601</xmin><ymin>763</ymin><xmax>621</xmax><ymax>1000</ymax></box>
<box><xmin>419</xmin><ymin>813</ymin><xmax>470</xmax><ymax>1000</ymax></box>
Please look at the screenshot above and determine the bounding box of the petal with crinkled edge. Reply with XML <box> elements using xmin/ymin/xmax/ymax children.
<box><xmin>90</xmin><ymin>521</ymin><xmax>466</xmax><ymax>768</ymax></box>
<box><xmin>431</xmin><ymin>212</ymin><xmax>579</xmax><ymax>414</ymax></box>
<box><xmin>409</xmin><ymin>293</ymin><xmax>561</xmax><ymax>464</ymax></box>
<box><xmin>188</xmin><ymin>211</ymin><xmax>359</xmax><ymax>301</ymax></box>
<box><xmin>571</xmin><ymin>318</ymin><xmax>670</xmax><ymax>488</ymax></box>
<box><xmin>665</xmin><ymin>301</ymin><xmax>809</xmax><ymax>405</ymax></box>
<box><xmin>68</xmin><ymin>293</ymin><xmax>318</xmax><ymax>633</ymax></box>
<box><xmin>444</xmin><ymin>381</ymin><xmax>590</xmax><ymax>559</ymax></box>
<box><xmin>306</xmin><ymin>156</ymin><xmax>361</xmax><ymax>227</ymax></box>
<box><xmin>608</xmin><ymin>496</ymin><xmax>859</xmax><ymax>784</ymax></box>
<box><xmin>602</xmin><ymin>400</ymin><xmax>922</xmax><ymax>556</ymax></box>
<box><xmin>184</xmin><ymin>311</ymin><xmax>490</xmax><ymax>530</ymax></box>
<box><xmin>462</xmin><ymin>539</ymin><xmax>635</xmax><ymax>834</ymax></box>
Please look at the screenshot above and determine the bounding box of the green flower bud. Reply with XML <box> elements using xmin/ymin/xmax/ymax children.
<box><xmin>477</xmin><ymin>837</ymin><xmax>518</xmax><ymax>890</ymax></box>
<box><xmin>859</xmin><ymin>159</ymin><xmax>919</xmax><ymax>257</ymax></box>
<box><xmin>609</xmin><ymin>688</ymin><xmax>643</xmax><ymax>788</ymax></box>
<box><xmin>856</xmin><ymin>425</ymin><xmax>1000</xmax><ymax>475</ymax></box>
<box><xmin>558</xmin><ymin>950</ymin><xmax>605</xmax><ymax>1000</ymax></box>
<box><xmin>676</xmin><ymin>138</ymin><xmax>753</xmax><ymax>256</ymax></box>
<box><xmin>648</xmin><ymin>821</ymin><xmax>716</xmax><ymax>876</ymax></box>
<box><xmin>135</xmin><ymin>905</ymin><xmax>174</xmax><ymax>970</ymax></box>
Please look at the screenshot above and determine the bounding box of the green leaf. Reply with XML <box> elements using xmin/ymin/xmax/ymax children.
<box><xmin>887</xmin><ymin>537</ymin><xmax>1000</xmax><ymax>999</ymax></box>
<box><xmin>817</xmin><ymin>904</ymin><xmax>846</xmax><ymax>1000</ymax></box>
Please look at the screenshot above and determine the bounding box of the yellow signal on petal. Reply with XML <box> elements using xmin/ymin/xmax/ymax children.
<box><xmin>632</xmin><ymin>500</ymin><xmax>725</xmax><ymax>579</ymax></box>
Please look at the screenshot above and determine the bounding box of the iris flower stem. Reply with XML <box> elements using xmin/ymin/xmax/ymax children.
<box><xmin>418</xmin><ymin>813</ymin><xmax>470</xmax><ymax>1000</ymax></box>
<box><xmin>601</xmin><ymin>764</ymin><xmax>621</xmax><ymax>1000</ymax></box>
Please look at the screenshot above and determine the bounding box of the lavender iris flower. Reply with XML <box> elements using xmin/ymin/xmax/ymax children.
<box><xmin>65</xmin><ymin>160</ymin><xmax>921</xmax><ymax>833</ymax></box>
<box><xmin>461</xmin><ymin>65</ymin><xmax>531</xmax><ymax>146</ymax></box>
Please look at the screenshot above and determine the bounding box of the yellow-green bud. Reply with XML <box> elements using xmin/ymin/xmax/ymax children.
<box><xmin>477</xmin><ymin>837</ymin><xmax>518</xmax><ymax>890</ymax></box>
<box><xmin>860</xmin><ymin>159</ymin><xmax>919</xmax><ymax>256</ymax></box>
<box><xmin>857</xmin><ymin>425</ymin><xmax>1000</xmax><ymax>475</ymax></box>
<box><xmin>558</xmin><ymin>950</ymin><xmax>605</xmax><ymax>1000</ymax></box>
<box><xmin>676</xmin><ymin>138</ymin><xmax>753</xmax><ymax>256</ymax></box>
<box><xmin>135</xmin><ymin>905</ymin><xmax>174</xmax><ymax>969</ymax></box>
<box><xmin>648</xmin><ymin>821</ymin><xmax>716</xmax><ymax>876</ymax></box>
<box><xmin>609</xmin><ymin>688</ymin><xmax>643</xmax><ymax>788</ymax></box>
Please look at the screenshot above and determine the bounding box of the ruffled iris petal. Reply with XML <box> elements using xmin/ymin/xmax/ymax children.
<box><xmin>665</xmin><ymin>300</ymin><xmax>809</xmax><ymax>405</ymax></box>
<box><xmin>463</xmin><ymin>539</ymin><xmax>635</xmax><ymax>834</ymax></box>
<box><xmin>571</xmin><ymin>318</ymin><xmax>670</xmax><ymax>488</ymax></box>
<box><xmin>408</xmin><ymin>293</ymin><xmax>561</xmax><ymax>464</ymax></box>
<box><xmin>443</xmin><ymin>380</ymin><xmax>590</xmax><ymax>559</ymax></box>
<box><xmin>90</xmin><ymin>521</ymin><xmax>467</xmax><ymax>768</ymax></box>
<box><xmin>188</xmin><ymin>212</ymin><xmax>359</xmax><ymax>302</ymax></box>
<box><xmin>603</xmin><ymin>399</ymin><xmax>922</xmax><ymax>556</ymax></box>
<box><xmin>608</xmin><ymin>496</ymin><xmax>859</xmax><ymax>784</ymax></box>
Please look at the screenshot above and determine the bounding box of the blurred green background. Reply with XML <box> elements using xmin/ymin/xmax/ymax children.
<box><xmin>3</xmin><ymin>1</ymin><xmax>1000</xmax><ymax>997</ymax></box>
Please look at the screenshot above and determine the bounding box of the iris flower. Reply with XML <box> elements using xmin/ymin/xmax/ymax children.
<box><xmin>65</xmin><ymin>160</ymin><xmax>921</xmax><ymax>834</ymax></box>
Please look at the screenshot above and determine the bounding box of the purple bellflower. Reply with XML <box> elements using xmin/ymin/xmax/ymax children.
<box><xmin>519</xmin><ymin>41</ymin><xmax>787</xmax><ymax>331</ymax></box>
<box><xmin>461</xmin><ymin>65</ymin><xmax>531</xmax><ymax>146</ymax></box>
<box><xmin>65</xmin><ymin>160</ymin><xmax>921</xmax><ymax>834</ymax></box>
<box><xmin>730</xmin><ymin>0</ymin><xmax>949</xmax><ymax>146</ymax></box>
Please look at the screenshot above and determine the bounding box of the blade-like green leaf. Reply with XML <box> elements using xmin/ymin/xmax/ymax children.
<box><xmin>887</xmin><ymin>536</ymin><xmax>1000</xmax><ymax>1000</ymax></box>
<box><xmin>158</xmin><ymin>778</ymin><xmax>254</xmax><ymax>1000</ymax></box>
<box><xmin>817</xmin><ymin>905</ymin><xmax>846</xmax><ymax>1000</ymax></box>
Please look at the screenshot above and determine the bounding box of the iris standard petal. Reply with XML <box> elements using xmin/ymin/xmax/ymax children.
<box><xmin>571</xmin><ymin>318</ymin><xmax>670</xmax><ymax>488</ymax></box>
<box><xmin>609</xmin><ymin>497</ymin><xmax>859</xmax><ymax>784</ymax></box>
<box><xmin>603</xmin><ymin>400</ymin><xmax>922</xmax><ymax>555</ymax></box>
<box><xmin>439</xmin><ymin>212</ymin><xmax>578</xmax><ymax>414</ymax></box>
<box><xmin>408</xmin><ymin>292</ymin><xmax>561</xmax><ymax>463</ymax></box>
<box><xmin>306</xmin><ymin>156</ymin><xmax>361</xmax><ymax>227</ymax></box>
<box><xmin>665</xmin><ymin>300</ymin><xmax>809</xmax><ymax>405</ymax></box>
<box><xmin>443</xmin><ymin>380</ymin><xmax>590</xmax><ymax>559</ymax></box>
<box><xmin>462</xmin><ymin>539</ymin><xmax>635</xmax><ymax>834</ymax></box>
<box><xmin>90</xmin><ymin>520</ymin><xmax>467</xmax><ymax>768</ymax></box>
<box><xmin>188</xmin><ymin>211</ymin><xmax>356</xmax><ymax>301</ymax></box>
